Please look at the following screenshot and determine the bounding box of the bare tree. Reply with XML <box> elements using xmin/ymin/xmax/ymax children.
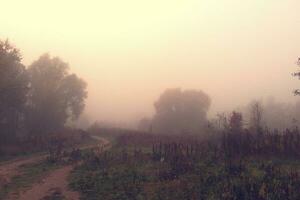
<box><xmin>293</xmin><ymin>58</ymin><xmax>300</xmax><ymax>95</ymax></box>
<box><xmin>229</xmin><ymin>111</ymin><xmax>243</xmax><ymax>132</ymax></box>
<box><xmin>215</xmin><ymin>112</ymin><xmax>229</xmax><ymax>130</ymax></box>
<box><xmin>249</xmin><ymin>100</ymin><xmax>263</xmax><ymax>133</ymax></box>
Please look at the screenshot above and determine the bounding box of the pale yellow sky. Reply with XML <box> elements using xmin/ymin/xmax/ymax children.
<box><xmin>1</xmin><ymin>0</ymin><xmax>300</xmax><ymax>124</ymax></box>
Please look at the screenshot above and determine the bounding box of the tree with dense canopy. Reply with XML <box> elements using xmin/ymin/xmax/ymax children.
<box><xmin>26</xmin><ymin>54</ymin><xmax>87</xmax><ymax>135</ymax></box>
<box><xmin>152</xmin><ymin>88</ymin><xmax>211</xmax><ymax>134</ymax></box>
<box><xmin>0</xmin><ymin>40</ymin><xmax>28</xmax><ymax>142</ymax></box>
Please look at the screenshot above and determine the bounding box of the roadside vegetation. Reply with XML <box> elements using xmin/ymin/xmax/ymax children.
<box><xmin>0</xmin><ymin>160</ymin><xmax>59</xmax><ymax>199</ymax></box>
<box><xmin>70</xmin><ymin>125</ymin><xmax>300</xmax><ymax>200</ymax></box>
<box><xmin>0</xmin><ymin>131</ymin><xmax>98</xmax><ymax>200</ymax></box>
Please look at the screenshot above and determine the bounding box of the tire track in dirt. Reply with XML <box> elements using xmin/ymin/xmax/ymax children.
<box><xmin>0</xmin><ymin>155</ymin><xmax>45</xmax><ymax>190</ymax></box>
<box><xmin>8</xmin><ymin>136</ymin><xmax>110</xmax><ymax>200</ymax></box>
<box><xmin>10</xmin><ymin>165</ymin><xmax>79</xmax><ymax>200</ymax></box>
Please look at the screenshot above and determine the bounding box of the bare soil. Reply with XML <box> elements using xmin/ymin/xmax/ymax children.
<box><xmin>2</xmin><ymin>136</ymin><xmax>110</xmax><ymax>200</ymax></box>
<box><xmin>0</xmin><ymin>155</ymin><xmax>44</xmax><ymax>189</ymax></box>
<box><xmin>12</xmin><ymin>165</ymin><xmax>79</xmax><ymax>200</ymax></box>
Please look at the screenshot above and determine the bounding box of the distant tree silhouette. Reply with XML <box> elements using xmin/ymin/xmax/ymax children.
<box><xmin>152</xmin><ymin>88</ymin><xmax>211</xmax><ymax>134</ymax></box>
<box><xmin>26</xmin><ymin>54</ymin><xmax>87</xmax><ymax>135</ymax></box>
<box><xmin>0</xmin><ymin>40</ymin><xmax>28</xmax><ymax>143</ymax></box>
<box><xmin>229</xmin><ymin>111</ymin><xmax>243</xmax><ymax>132</ymax></box>
<box><xmin>248</xmin><ymin>100</ymin><xmax>263</xmax><ymax>133</ymax></box>
<box><xmin>293</xmin><ymin>58</ymin><xmax>300</xmax><ymax>95</ymax></box>
<box><xmin>137</xmin><ymin>117</ymin><xmax>152</xmax><ymax>132</ymax></box>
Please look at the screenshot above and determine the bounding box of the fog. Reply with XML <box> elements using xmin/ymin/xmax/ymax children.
<box><xmin>1</xmin><ymin>0</ymin><xmax>300</xmax><ymax>126</ymax></box>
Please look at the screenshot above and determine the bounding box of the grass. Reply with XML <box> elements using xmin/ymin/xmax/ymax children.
<box><xmin>41</xmin><ymin>188</ymin><xmax>66</xmax><ymax>200</ymax></box>
<box><xmin>0</xmin><ymin>151</ymin><xmax>47</xmax><ymax>165</ymax></box>
<box><xmin>0</xmin><ymin>133</ymin><xmax>97</xmax><ymax>165</ymax></box>
<box><xmin>0</xmin><ymin>160</ymin><xmax>59</xmax><ymax>200</ymax></box>
<box><xmin>69</xmin><ymin>142</ymin><xmax>300</xmax><ymax>200</ymax></box>
<box><xmin>0</xmin><ymin>133</ymin><xmax>107</xmax><ymax>199</ymax></box>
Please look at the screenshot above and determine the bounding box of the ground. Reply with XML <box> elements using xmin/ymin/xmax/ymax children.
<box><xmin>0</xmin><ymin>155</ymin><xmax>45</xmax><ymax>192</ymax></box>
<box><xmin>0</xmin><ymin>136</ymin><xmax>109</xmax><ymax>200</ymax></box>
<box><xmin>13</xmin><ymin>166</ymin><xmax>79</xmax><ymax>200</ymax></box>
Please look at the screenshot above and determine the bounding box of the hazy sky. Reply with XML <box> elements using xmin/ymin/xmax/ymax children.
<box><xmin>1</xmin><ymin>0</ymin><xmax>300</xmax><ymax>124</ymax></box>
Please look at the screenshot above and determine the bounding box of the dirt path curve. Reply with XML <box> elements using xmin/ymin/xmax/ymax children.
<box><xmin>90</xmin><ymin>135</ymin><xmax>111</xmax><ymax>147</ymax></box>
<box><xmin>11</xmin><ymin>136</ymin><xmax>110</xmax><ymax>200</ymax></box>
<box><xmin>0</xmin><ymin>155</ymin><xmax>45</xmax><ymax>188</ymax></box>
<box><xmin>11</xmin><ymin>165</ymin><xmax>79</xmax><ymax>200</ymax></box>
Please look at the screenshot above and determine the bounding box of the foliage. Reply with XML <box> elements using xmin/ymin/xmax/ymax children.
<box><xmin>0</xmin><ymin>40</ymin><xmax>28</xmax><ymax>143</ymax></box>
<box><xmin>70</xmin><ymin>130</ymin><xmax>300</xmax><ymax>200</ymax></box>
<box><xmin>152</xmin><ymin>88</ymin><xmax>211</xmax><ymax>134</ymax></box>
<box><xmin>0</xmin><ymin>39</ymin><xmax>88</xmax><ymax>151</ymax></box>
<box><xmin>248</xmin><ymin>100</ymin><xmax>264</xmax><ymax>132</ymax></box>
<box><xmin>0</xmin><ymin>161</ymin><xmax>59</xmax><ymax>199</ymax></box>
<box><xmin>26</xmin><ymin>54</ymin><xmax>87</xmax><ymax>135</ymax></box>
<box><xmin>229</xmin><ymin>111</ymin><xmax>243</xmax><ymax>131</ymax></box>
<box><xmin>293</xmin><ymin>58</ymin><xmax>300</xmax><ymax>95</ymax></box>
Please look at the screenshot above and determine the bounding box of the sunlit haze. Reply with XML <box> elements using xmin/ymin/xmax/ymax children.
<box><xmin>1</xmin><ymin>0</ymin><xmax>300</xmax><ymax>125</ymax></box>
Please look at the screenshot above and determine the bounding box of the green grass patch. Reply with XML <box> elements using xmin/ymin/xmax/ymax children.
<box><xmin>0</xmin><ymin>160</ymin><xmax>60</xmax><ymax>199</ymax></box>
<box><xmin>69</xmin><ymin>143</ymin><xmax>300</xmax><ymax>200</ymax></box>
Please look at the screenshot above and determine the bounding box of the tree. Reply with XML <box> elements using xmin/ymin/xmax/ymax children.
<box><xmin>263</xmin><ymin>97</ymin><xmax>292</xmax><ymax>130</ymax></box>
<box><xmin>152</xmin><ymin>88</ymin><xmax>211</xmax><ymax>134</ymax></box>
<box><xmin>293</xmin><ymin>58</ymin><xmax>300</xmax><ymax>95</ymax></box>
<box><xmin>0</xmin><ymin>40</ymin><xmax>28</xmax><ymax>142</ymax></box>
<box><xmin>248</xmin><ymin>100</ymin><xmax>263</xmax><ymax>133</ymax></box>
<box><xmin>229</xmin><ymin>111</ymin><xmax>243</xmax><ymax>132</ymax></box>
<box><xmin>26</xmin><ymin>54</ymin><xmax>87</xmax><ymax>135</ymax></box>
<box><xmin>213</xmin><ymin>112</ymin><xmax>229</xmax><ymax>130</ymax></box>
<box><xmin>137</xmin><ymin>117</ymin><xmax>152</xmax><ymax>132</ymax></box>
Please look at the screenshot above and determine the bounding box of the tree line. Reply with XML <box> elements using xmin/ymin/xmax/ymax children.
<box><xmin>0</xmin><ymin>39</ymin><xmax>87</xmax><ymax>144</ymax></box>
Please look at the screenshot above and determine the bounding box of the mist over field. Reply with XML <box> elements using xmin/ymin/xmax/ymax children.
<box><xmin>2</xmin><ymin>1</ymin><xmax>300</xmax><ymax>199</ymax></box>
<box><xmin>1</xmin><ymin>0</ymin><xmax>300</xmax><ymax>128</ymax></box>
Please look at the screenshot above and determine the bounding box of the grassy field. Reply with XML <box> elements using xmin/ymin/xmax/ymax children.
<box><xmin>0</xmin><ymin>161</ymin><xmax>59</xmax><ymax>199</ymax></box>
<box><xmin>0</xmin><ymin>133</ymin><xmax>99</xmax><ymax>200</ymax></box>
<box><xmin>69</xmin><ymin>132</ymin><xmax>300</xmax><ymax>200</ymax></box>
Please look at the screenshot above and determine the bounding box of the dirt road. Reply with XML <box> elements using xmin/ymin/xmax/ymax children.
<box><xmin>12</xmin><ymin>165</ymin><xmax>79</xmax><ymax>200</ymax></box>
<box><xmin>1</xmin><ymin>136</ymin><xmax>110</xmax><ymax>200</ymax></box>
<box><xmin>0</xmin><ymin>155</ymin><xmax>45</xmax><ymax>190</ymax></box>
